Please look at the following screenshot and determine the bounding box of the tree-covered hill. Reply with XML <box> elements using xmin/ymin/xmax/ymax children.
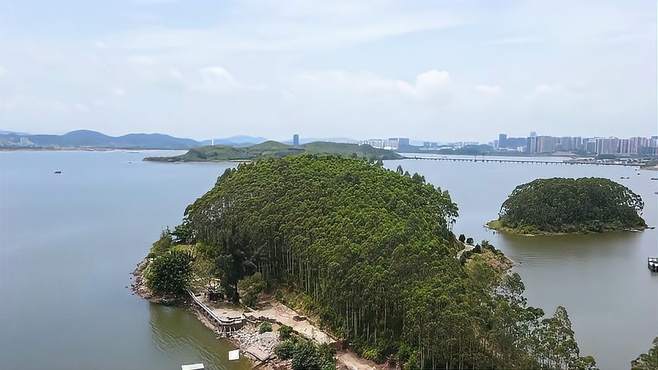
<box><xmin>143</xmin><ymin>141</ymin><xmax>401</xmax><ymax>162</ymax></box>
<box><xmin>147</xmin><ymin>156</ymin><xmax>595</xmax><ymax>369</ymax></box>
<box><xmin>489</xmin><ymin>177</ymin><xmax>647</xmax><ymax>235</ymax></box>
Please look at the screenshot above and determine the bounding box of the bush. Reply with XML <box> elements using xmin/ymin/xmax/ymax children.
<box><xmin>278</xmin><ymin>325</ymin><xmax>293</xmax><ymax>340</ymax></box>
<box><xmin>146</xmin><ymin>250</ymin><xmax>194</xmax><ymax>295</ymax></box>
<box><xmin>148</xmin><ymin>229</ymin><xmax>173</xmax><ymax>258</ymax></box>
<box><xmin>259</xmin><ymin>321</ymin><xmax>272</xmax><ymax>334</ymax></box>
<box><xmin>291</xmin><ymin>341</ymin><xmax>320</xmax><ymax>370</ymax></box>
<box><xmin>275</xmin><ymin>339</ymin><xmax>297</xmax><ymax>360</ymax></box>
<box><xmin>237</xmin><ymin>272</ymin><xmax>266</xmax><ymax>307</ymax></box>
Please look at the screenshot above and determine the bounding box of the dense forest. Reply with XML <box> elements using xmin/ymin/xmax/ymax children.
<box><xmin>144</xmin><ymin>140</ymin><xmax>401</xmax><ymax>162</ymax></box>
<box><xmin>490</xmin><ymin>177</ymin><xmax>646</xmax><ymax>234</ymax></box>
<box><xmin>148</xmin><ymin>155</ymin><xmax>596</xmax><ymax>369</ymax></box>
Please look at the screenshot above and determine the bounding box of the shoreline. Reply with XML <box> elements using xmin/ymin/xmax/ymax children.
<box><xmin>485</xmin><ymin>219</ymin><xmax>650</xmax><ymax>236</ymax></box>
<box><xmin>130</xmin><ymin>258</ymin><xmax>378</xmax><ymax>369</ymax></box>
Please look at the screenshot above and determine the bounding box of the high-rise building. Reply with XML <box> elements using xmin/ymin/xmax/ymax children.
<box><xmin>293</xmin><ymin>134</ymin><xmax>299</xmax><ymax>146</ymax></box>
<box><xmin>387</xmin><ymin>138</ymin><xmax>410</xmax><ymax>150</ymax></box>
<box><xmin>498</xmin><ymin>134</ymin><xmax>507</xmax><ymax>148</ymax></box>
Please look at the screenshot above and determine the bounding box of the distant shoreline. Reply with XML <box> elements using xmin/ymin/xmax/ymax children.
<box><xmin>485</xmin><ymin>219</ymin><xmax>649</xmax><ymax>236</ymax></box>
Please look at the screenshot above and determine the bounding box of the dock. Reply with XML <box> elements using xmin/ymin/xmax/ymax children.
<box><xmin>187</xmin><ymin>289</ymin><xmax>246</xmax><ymax>333</ymax></box>
<box><xmin>649</xmin><ymin>257</ymin><xmax>658</xmax><ymax>272</ymax></box>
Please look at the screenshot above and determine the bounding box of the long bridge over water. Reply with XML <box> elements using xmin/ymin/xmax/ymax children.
<box><xmin>403</xmin><ymin>156</ymin><xmax>642</xmax><ymax>167</ymax></box>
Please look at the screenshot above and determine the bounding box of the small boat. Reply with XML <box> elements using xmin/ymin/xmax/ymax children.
<box><xmin>649</xmin><ymin>257</ymin><xmax>658</xmax><ymax>272</ymax></box>
<box><xmin>54</xmin><ymin>170</ymin><xmax>62</xmax><ymax>174</ymax></box>
<box><xmin>650</xmin><ymin>177</ymin><xmax>658</xmax><ymax>180</ymax></box>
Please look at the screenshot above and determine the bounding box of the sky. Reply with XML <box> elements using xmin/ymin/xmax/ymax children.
<box><xmin>0</xmin><ymin>0</ymin><xmax>655</xmax><ymax>142</ymax></box>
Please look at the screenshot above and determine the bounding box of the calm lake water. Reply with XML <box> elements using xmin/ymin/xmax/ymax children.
<box><xmin>1</xmin><ymin>151</ymin><xmax>656</xmax><ymax>370</ymax></box>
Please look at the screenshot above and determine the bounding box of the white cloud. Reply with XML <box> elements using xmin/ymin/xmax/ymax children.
<box><xmin>111</xmin><ymin>88</ymin><xmax>126</xmax><ymax>96</ymax></box>
<box><xmin>296</xmin><ymin>69</ymin><xmax>450</xmax><ymax>100</ymax></box>
<box><xmin>534</xmin><ymin>83</ymin><xmax>564</xmax><ymax>95</ymax></box>
<box><xmin>475</xmin><ymin>84</ymin><xmax>503</xmax><ymax>96</ymax></box>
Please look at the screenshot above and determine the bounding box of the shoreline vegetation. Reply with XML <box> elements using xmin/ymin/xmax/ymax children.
<box><xmin>488</xmin><ymin>177</ymin><xmax>647</xmax><ymax>236</ymax></box>
<box><xmin>134</xmin><ymin>156</ymin><xmax>597</xmax><ymax>369</ymax></box>
<box><xmin>143</xmin><ymin>141</ymin><xmax>402</xmax><ymax>162</ymax></box>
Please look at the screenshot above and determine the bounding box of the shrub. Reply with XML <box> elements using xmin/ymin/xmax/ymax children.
<box><xmin>275</xmin><ymin>339</ymin><xmax>297</xmax><ymax>360</ymax></box>
<box><xmin>237</xmin><ymin>272</ymin><xmax>266</xmax><ymax>307</ymax></box>
<box><xmin>291</xmin><ymin>341</ymin><xmax>320</xmax><ymax>370</ymax></box>
<box><xmin>278</xmin><ymin>325</ymin><xmax>293</xmax><ymax>340</ymax></box>
<box><xmin>259</xmin><ymin>321</ymin><xmax>272</xmax><ymax>334</ymax></box>
<box><xmin>146</xmin><ymin>250</ymin><xmax>193</xmax><ymax>295</ymax></box>
<box><xmin>148</xmin><ymin>229</ymin><xmax>173</xmax><ymax>258</ymax></box>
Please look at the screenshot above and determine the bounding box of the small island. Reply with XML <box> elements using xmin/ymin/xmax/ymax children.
<box><xmin>488</xmin><ymin>177</ymin><xmax>647</xmax><ymax>235</ymax></box>
<box><xmin>144</xmin><ymin>140</ymin><xmax>402</xmax><ymax>162</ymax></box>
<box><xmin>134</xmin><ymin>156</ymin><xmax>597</xmax><ymax>369</ymax></box>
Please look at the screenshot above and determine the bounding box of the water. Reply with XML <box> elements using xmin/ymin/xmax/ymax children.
<box><xmin>386</xmin><ymin>157</ymin><xmax>658</xmax><ymax>370</ymax></box>
<box><xmin>1</xmin><ymin>151</ymin><xmax>656</xmax><ymax>370</ymax></box>
<box><xmin>0</xmin><ymin>150</ymin><xmax>251</xmax><ymax>370</ymax></box>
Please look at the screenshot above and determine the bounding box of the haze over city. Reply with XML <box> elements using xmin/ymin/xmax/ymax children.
<box><xmin>0</xmin><ymin>0</ymin><xmax>655</xmax><ymax>141</ymax></box>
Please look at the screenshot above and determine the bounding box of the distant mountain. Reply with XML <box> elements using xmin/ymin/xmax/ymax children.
<box><xmin>145</xmin><ymin>140</ymin><xmax>402</xmax><ymax>162</ymax></box>
<box><xmin>201</xmin><ymin>135</ymin><xmax>268</xmax><ymax>147</ymax></box>
<box><xmin>0</xmin><ymin>129</ymin><xmax>30</xmax><ymax>135</ymax></box>
<box><xmin>0</xmin><ymin>129</ymin><xmax>201</xmax><ymax>150</ymax></box>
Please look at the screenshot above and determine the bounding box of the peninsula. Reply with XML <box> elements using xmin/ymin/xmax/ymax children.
<box><xmin>134</xmin><ymin>156</ymin><xmax>596</xmax><ymax>369</ymax></box>
<box><xmin>143</xmin><ymin>140</ymin><xmax>402</xmax><ymax>162</ymax></box>
<box><xmin>488</xmin><ymin>177</ymin><xmax>647</xmax><ymax>235</ymax></box>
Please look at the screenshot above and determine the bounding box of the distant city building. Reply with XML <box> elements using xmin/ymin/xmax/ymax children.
<box><xmin>293</xmin><ymin>134</ymin><xmax>299</xmax><ymax>146</ymax></box>
<box><xmin>530</xmin><ymin>131</ymin><xmax>537</xmax><ymax>137</ymax></box>
<box><xmin>385</xmin><ymin>138</ymin><xmax>410</xmax><ymax>150</ymax></box>
<box><xmin>498</xmin><ymin>134</ymin><xmax>507</xmax><ymax>148</ymax></box>
<box><xmin>513</xmin><ymin>134</ymin><xmax>657</xmax><ymax>156</ymax></box>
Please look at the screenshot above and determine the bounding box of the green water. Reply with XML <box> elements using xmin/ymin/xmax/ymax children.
<box><xmin>1</xmin><ymin>151</ymin><xmax>656</xmax><ymax>370</ymax></box>
<box><xmin>0</xmin><ymin>150</ymin><xmax>251</xmax><ymax>370</ymax></box>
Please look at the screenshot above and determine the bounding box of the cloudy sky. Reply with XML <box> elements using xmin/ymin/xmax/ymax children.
<box><xmin>0</xmin><ymin>0</ymin><xmax>655</xmax><ymax>142</ymax></box>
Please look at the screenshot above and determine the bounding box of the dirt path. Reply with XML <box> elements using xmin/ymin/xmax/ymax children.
<box><xmin>336</xmin><ymin>350</ymin><xmax>380</xmax><ymax>370</ymax></box>
<box><xmin>245</xmin><ymin>301</ymin><xmax>335</xmax><ymax>344</ymax></box>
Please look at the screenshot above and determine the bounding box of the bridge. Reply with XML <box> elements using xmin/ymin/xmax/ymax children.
<box><xmin>403</xmin><ymin>156</ymin><xmax>641</xmax><ymax>167</ymax></box>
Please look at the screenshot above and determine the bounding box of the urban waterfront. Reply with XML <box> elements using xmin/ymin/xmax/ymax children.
<box><xmin>0</xmin><ymin>150</ymin><xmax>656</xmax><ymax>370</ymax></box>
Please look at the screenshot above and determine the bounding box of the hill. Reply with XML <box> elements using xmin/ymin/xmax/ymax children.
<box><xmin>488</xmin><ymin>177</ymin><xmax>647</xmax><ymax>235</ymax></box>
<box><xmin>201</xmin><ymin>135</ymin><xmax>268</xmax><ymax>147</ymax></box>
<box><xmin>140</xmin><ymin>156</ymin><xmax>595</xmax><ymax>369</ymax></box>
<box><xmin>144</xmin><ymin>140</ymin><xmax>402</xmax><ymax>162</ymax></box>
<box><xmin>0</xmin><ymin>129</ymin><xmax>201</xmax><ymax>149</ymax></box>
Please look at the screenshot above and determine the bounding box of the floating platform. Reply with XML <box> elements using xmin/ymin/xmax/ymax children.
<box><xmin>181</xmin><ymin>364</ymin><xmax>204</xmax><ymax>370</ymax></box>
<box><xmin>649</xmin><ymin>257</ymin><xmax>658</xmax><ymax>272</ymax></box>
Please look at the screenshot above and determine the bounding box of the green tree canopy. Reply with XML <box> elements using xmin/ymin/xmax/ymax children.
<box><xmin>496</xmin><ymin>177</ymin><xmax>646</xmax><ymax>234</ymax></box>
<box><xmin>146</xmin><ymin>250</ymin><xmax>194</xmax><ymax>295</ymax></box>
<box><xmin>171</xmin><ymin>155</ymin><xmax>592</xmax><ymax>368</ymax></box>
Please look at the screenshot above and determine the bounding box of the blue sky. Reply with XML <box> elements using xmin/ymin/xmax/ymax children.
<box><xmin>0</xmin><ymin>0</ymin><xmax>655</xmax><ymax>141</ymax></box>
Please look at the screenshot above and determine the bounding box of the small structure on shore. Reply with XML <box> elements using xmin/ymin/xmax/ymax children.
<box><xmin>649</xmin><ymin>257</ymin><xmax>658</xmax><ymax>272</ymax></box>
<box><xmin>187</xmin><ymin>289</ymin><xmax>246</xmax><ymax>334</ymax></box>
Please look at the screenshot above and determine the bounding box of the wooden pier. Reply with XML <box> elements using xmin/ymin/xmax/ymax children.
<box><xmin>187</xmin><ymin>289</ymin><xmax>246</xmax><ymax>333</ymax></box>
<box><xmin>649</xmin><ymin>257</ymin><xmax>658</xmax><ymax>272</ymax></box>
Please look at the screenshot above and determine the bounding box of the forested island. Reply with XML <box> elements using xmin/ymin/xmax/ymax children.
<box><xmin>144</xmin><ymin>141</ymin><xmax>401</xmax><ymax>162</ymax></box>
<box><xmin>488</xmin><ymin>177</ymin><xmax>647</xmax><ymax>235</ymax></box>
<box><xmin>136</xmin><ymin>156</ymin><xmax>596</xmax><ymax>369</ymax></box>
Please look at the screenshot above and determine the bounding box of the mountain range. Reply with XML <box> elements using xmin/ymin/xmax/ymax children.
<box><xmin>0</xmin><ymin>130</ymin><xmax>270</xmax><ymax>150</ymax></box>
<box><xmin>0</xmin><ymin>129</ymin><xmax>363</xmax><ymax>150</ymax></box>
